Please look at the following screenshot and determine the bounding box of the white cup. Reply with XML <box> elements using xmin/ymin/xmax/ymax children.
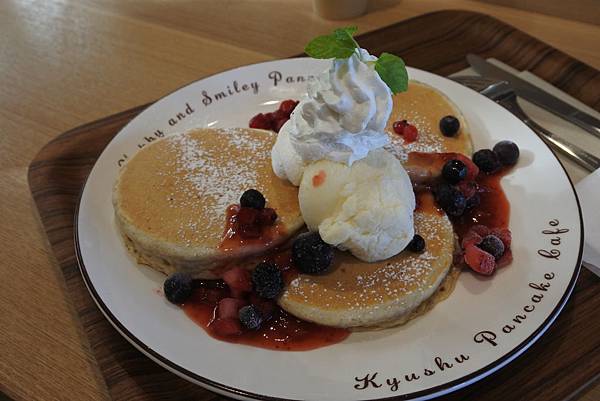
<box><xmin>313</xmin><ymin>0</ymin><xmax>369</xmax><ymax>20</ymax></box>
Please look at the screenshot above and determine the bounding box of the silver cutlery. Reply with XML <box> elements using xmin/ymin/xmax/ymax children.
<box><xmin>467</xmin><ymin>54</ymin><xmax>600</xmax><ymax>140</ymax></box>
<box><xmin>452</xmin><ymin>75</ymin><xmax>600</xmax><ymax>172</ymax></box>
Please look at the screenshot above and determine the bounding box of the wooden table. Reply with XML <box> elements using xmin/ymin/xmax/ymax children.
<box><xmin>1</xmin><ymin>1</ymin><xmax>599</xmax><ymax>400</ymax></box>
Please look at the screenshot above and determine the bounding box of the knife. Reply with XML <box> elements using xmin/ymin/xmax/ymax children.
<box><xmin>467</xmin><ymin>54</ymin><xmax>600</xmax><ymax>140</ymax></box>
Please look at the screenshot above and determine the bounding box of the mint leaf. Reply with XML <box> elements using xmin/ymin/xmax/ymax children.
<box><xmin>375</xmin><ymin>53</ymin><xmax>408</xmax><ymax>94</ymax></box>
<box><xmin>305</xmin><ymin>26</ymin><xmax>358</xmax><ymax>59</ymax></box>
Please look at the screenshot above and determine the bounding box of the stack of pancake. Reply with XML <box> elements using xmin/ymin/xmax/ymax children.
<box><xmin>113</xmin><ymin>81</ymin><xmax>471</xmax><ymax>329</ymax></box>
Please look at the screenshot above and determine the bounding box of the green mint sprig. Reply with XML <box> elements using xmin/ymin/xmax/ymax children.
<box><xmin>304</xmin><ymin>27</ymin><xmax>408</xmax><ymax>94</ymax></box>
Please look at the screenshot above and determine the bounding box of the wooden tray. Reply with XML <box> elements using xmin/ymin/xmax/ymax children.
<box><xmin>28</xmin><ymin>10</ymin><xmax>600</xmax><ymax>401</ymax></box>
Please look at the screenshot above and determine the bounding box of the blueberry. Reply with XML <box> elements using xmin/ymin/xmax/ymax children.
<box><xmin>292</xmin><ymin>232</ymin><xmax>334</xmax><ymax>274</ymax></box>
<box><xmin>439</xmin><ymin>115</ymin><xmax>460</xmax><ymax>137</ymax></box>
<box><xmin>478</xmin><ymin>235</ymin><xmax>505</xmax><ymax>260</ymax></box>
<box><xmin>251</xmin><ymin>262</ymin><xmax>283</xmax><ymax>299</ymax></box>
<box><xmin>164</xmin><ymin>272</ymin><xmax>193</xmax><ymax>304</ymax></box>
<box><xmin>407</xmin><ymin>234</ymin><xmax>426</xmax><ymax>252</ymax></box>
<box><xmin>493</xmin><ymin>140</ymin><xmax>520</xmax><ymax>166</ymax></box>
<box><xmin>240</xmin><ymin>189</ymin><xmax>265</xmax><ymax>209</ymax></box>
<box><xmin>239</xmin><ymin>305</ymin><xmax>263</xmax><ymax>330</ymax></box>
<box><xmin>434</xmin><ymin>183</ymin><xmax>467</xmax><ymax>217</ymax></box>
<box><xmin>442</xmin><ymin>159</ymin><xmax>467</xmax><ymax>184</ymax></box>
<box><xmin>472</xmin><ymin>149</ymin><xmax>501</xmax><ymax>173</ymax></box>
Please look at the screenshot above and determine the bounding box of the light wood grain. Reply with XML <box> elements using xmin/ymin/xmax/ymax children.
<box><xmin>2</xmin><ymin>1</ymin><xmax>600</xmax><ymax>400</ymax></box>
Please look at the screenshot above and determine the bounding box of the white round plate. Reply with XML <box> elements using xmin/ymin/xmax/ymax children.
<box><xmin>76</xmin><ymin>58</ymin><xmax>583</xmax><ymax>401</ymax></box>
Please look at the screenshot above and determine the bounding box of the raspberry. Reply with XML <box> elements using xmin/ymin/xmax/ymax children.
<box><xmin>491</xmin><ymin>227</ymin><xmax>512</xmax><ymax>248</ymax></box>
<box><xmin>222</xmin><ymin>267</ymin><xmax>252</xmax><ymax>293</ymax></box>
<box><xmin>403</xmin><ymin>124</ymin><xmax>419</xmax><ymax>143</ymax></box>
<box><xmin>392</xmin><ymin>120</ymin><xmax>408</xmax><ymax>135</ymax></box>
<box><xmin>279</xmin><ymin>99</ymin><xmax>298</xmax><ymax>115</ymax></box>
<box><xmin>249</xmin><ymin>113</ymin><xmax>272</xmax><ymax>130</ymax></box>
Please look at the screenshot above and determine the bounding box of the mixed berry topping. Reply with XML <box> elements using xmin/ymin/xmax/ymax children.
<box><xmin>407</xmin><ymin>234</ymin><xmax>426</xmax><ymax>252</ymax></box>
<box><xmin>392</xmin><ymin>119</ymin><xmax>419</xmax><ymax>143</ymax></box>
<box><xmin>292</xmin><ymin>232</ymin><xmax>335</xmax><ymax>274</ymax></box>
<box><xmin>233</xmin><ymin>189</ymin><xmax>278</xmax><ymax>239</ymax></box>
<box><xmin>164</xmin><ymin>272</ymin><xmax>193</xmax><ymax>304</ymax></box>
<box><xmin>439</xmin><ymin>115</ymin><xmax>460</xmax><ymax>137</ymax></box>
<box><xmin>249</xmin><ymin>99</ymin><xmax>299</xmax><ymax>133</ymax></box>
<box><xmin>461</xmin><ymin>225</ymin><xmax>512</xmax><ymax>275</ymax></box>
<box><xmin>251</xmin><ymin>262</ymin><xmax>284</xmax><ymax>299</ymax></box>
<box><xmin>240</xmin><ymin>189</ymin><xmax>266</xmax><ymax>209</ymax></box>
<box><xmin>493</xmin><ymin>140</ymin><xmax>520</xmax><ymax>166</ymax></box>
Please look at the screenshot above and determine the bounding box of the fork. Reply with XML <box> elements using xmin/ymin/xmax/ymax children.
<box><xmin>451</xmin><ymin>75</ymin><xmax>600</xmax><ymax>172</ymax></box>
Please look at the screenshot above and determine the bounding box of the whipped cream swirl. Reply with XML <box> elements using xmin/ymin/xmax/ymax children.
<box><xmin>272</xmin><ymin>48</ymin><xmax>392</xmax><ymax>185</ymax></box>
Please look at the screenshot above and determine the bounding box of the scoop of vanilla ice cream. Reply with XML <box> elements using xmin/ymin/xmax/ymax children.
<box><xmin>271</xmin><ymin>48</ymin><xmax>392</xmax><ymax>185</ymax></box>
<box><xmin>298</xmin><ymin>149</ymin><xmax>416</xmax><ymax>262</ymax></box>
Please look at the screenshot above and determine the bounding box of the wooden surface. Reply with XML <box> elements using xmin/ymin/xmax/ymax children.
<box><xmin>2</xmin><ymin>1</ymin><xmax>600</xmax><ymax>400</ymax></box>
<box><xmin>476</xmin><ymin>0</ymin><xmax>600</xmax><ymax>26</ymax></box>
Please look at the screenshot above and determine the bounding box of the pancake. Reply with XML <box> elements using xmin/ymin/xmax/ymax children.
<box><xmin>385</xmin><ymin>80</ymin><xmax>473</xmax><ymax>161</ymax></box>
<box><xmin>278</xmin><ymin>81</ymin><xmax>473</xmax><ymax>329</ymax></box>
<box><xmin>279</xmin><ymin>193</ymin><xmax>456</xmax><ymax>329</ymax></box>
<box><xmin>113</xmin><ymin>128</ymin><xmax>303</xmax><ymax>278</ymax></box>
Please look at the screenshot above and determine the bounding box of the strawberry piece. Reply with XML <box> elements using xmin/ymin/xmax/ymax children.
<box><xmin>222</xmin><ymin>267</ymin><xmax>252</xmax><ymax>293</ymax></box>
<box><xmin>258</xmin><ymin>208</ymin><xmax>278</xmax><ymax>226</ymax></box>
<box><xmin>249</xmin><ymin>113</ymin><xmax>272</xmax><ymax>130</ymax></box>
<box><xmin>461</xmin><ymin>230</ymin><xmax>483</xmax><ymax>249</ymax></box>
<box><xmin>470</xmin><ymin>224</ymin><xmax>491</xmax><ymax>237</ymax></box>
<box><xmin>279</xmin><ymin>99</ymin><xmax>298</xmax><ymax>115</ymax></box>
<box><xmin>453</xmin><ymin>153</ymin><xmax>480</xmax><ymax>181</ymax></box>
<box><xmin>392</xmin><ymin>120</ymin><xmax>408</xmax><ymax>135</ymax></box>
<box><xmin>236</xmin><ymin>207</ymin><xmax>262</xmax><ymax>238</ymax></box>
<box><xmin>403</xmin><ymin>124</ymin><xmax>419</xmax><ymax>143</ymax></box>
<box><xmin>496</xmin><ymin>248</ymin><xmax>513</xmax><ymax>268</ymax></box>
<box><xmin>217</xmin><ymin>298</ymin><xmax>247</xmax><ymax>319</ymax></box>
<box><xmin>491</xmin><ymin>227</ymin><xmax>512</xmax><ymax>248</ymax></box>
<box><xmin>210</xmin><ymin>318</ymin><xmax>242</xmax><ymax>337</ymax></box>
<box><xmin>464</xmin><ymin>244</ymin><xmax>496</xmax><ymax>275</ymax></box>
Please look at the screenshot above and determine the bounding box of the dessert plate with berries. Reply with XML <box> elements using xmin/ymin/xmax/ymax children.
<box><xmin>76</xmin><ymin>57</ymin><xmax>583</xmax><ymax>401</ymax></box>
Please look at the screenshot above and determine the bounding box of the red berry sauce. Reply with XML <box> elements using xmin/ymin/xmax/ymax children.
<box><xmin>181</xmin><ymin>250</ymin><xmax>349</xmax><ymax>351</ymax></box>
<box><xmin>218</xmin><ymin>205</ymin><xmax>285</xmax><ymax>253</ymax></box>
